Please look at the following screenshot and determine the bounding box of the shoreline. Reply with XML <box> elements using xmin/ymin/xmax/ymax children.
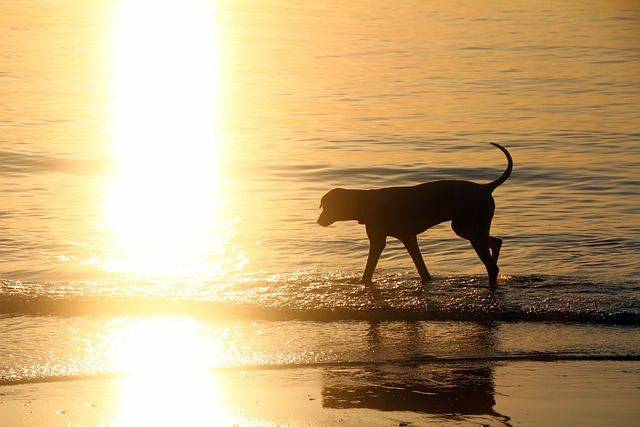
<box><xmin>1</xmin><ymin>360</ymin><xmax>638</xmax><ymax>427</ymax></box>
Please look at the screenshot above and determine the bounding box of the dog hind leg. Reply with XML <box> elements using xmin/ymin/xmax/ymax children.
<box><xmin>489</xmin><ymin>236</ymin><xmax>502</xmax><ymax>263</ymax></box>
<box><xmin>470</xmin><ymin>235</ymin><xmax>499</xmax><ymax>288</ymax></box>
<box><xmin>397</xmin><ymin>235</ymin><xmax>431</xmax><ymax>283</ymax></box>
<box><xmin>452</xmin><ymin>220</ymin><xmax>499</xmax><ymax>288</ymax></box>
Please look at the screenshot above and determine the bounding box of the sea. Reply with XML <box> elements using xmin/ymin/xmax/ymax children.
<box><xmin>1</xmin><ymin>0</ymin><xmax>639</xmax><ymax>424</ymax></box>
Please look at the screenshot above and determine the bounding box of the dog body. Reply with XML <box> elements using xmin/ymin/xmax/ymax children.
<box><xmin>317</xmin><ymin>143</ymin><xmax>513</xmax><ymax>287</ymax></box>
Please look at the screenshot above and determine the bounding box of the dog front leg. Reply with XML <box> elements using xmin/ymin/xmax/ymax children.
<box><xmin>362</xmin><ymin>234</ymin><xmax>386</xmax><ymax>285</ymax></box>
<box><xmin>398</xmin><ymin>235</ymin><xmax>431</xmax><ymax>283</ymax></box>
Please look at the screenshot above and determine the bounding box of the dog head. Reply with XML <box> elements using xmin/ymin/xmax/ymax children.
<box><xmin>317</xmin><ymin>188</ymin><xmax>363</xmax><ymax>226</ymax></box>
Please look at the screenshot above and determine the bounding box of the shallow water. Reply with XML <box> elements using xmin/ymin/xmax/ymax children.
<box><xmin>0</xmin><ymin>0</ymin><xmax>639</xmax><ymax>416</ymax></box>
<box><xmin>0</xmin><ymin>274</ymin><xmax>638</xmax><ymax>323</ymax></box>
<box><xmin>2</xmin><ymin>316</ymin><xmax>639</xmax><ymax>385</ymax></box>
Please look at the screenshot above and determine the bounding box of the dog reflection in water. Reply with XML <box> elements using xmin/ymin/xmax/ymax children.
<box><xmin>317</xmin><ymin>143</ymin><xmax>513</xmax><ymax>288</ymax></box>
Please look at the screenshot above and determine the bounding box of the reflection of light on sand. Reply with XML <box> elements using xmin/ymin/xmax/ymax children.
<box><xmin>103</xmin><ymin>0</ymin><xmax>238</xmax><ymax>277</ymax></box>
<box><xmin>112</xmin><ymin>318</ymin><xmax>231</xmax><ymax>427</ymax></box>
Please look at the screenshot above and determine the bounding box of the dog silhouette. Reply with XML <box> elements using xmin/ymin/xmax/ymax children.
<box><xmin>318</xmin><ymin>143</ymin><xmax>513</xmax><ymax>287</ymax></box>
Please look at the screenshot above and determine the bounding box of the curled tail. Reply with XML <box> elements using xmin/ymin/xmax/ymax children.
<box><xmin>485</xmin><ymin>143</ymin><xmax>513</xmax><ymax>192</ymax></box>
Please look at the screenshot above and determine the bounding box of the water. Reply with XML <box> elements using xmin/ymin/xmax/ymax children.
<box><xmin>0</xmin><ymin>0</ymin><xmax>639</xmax><ymax>423</ymax></box>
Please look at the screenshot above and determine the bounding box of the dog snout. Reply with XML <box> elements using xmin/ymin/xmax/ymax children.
<box><xmin>317</xmin><ymin>212</ymin><xmax>333</xmax><ymax>227</ymax></box>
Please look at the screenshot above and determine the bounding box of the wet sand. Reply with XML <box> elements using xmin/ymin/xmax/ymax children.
<box><xmin>1</xmin><ymin>360</ymin><xmax>638</xmax><ymax>427</ymax></box>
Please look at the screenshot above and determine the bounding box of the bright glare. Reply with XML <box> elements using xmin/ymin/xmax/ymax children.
<box><xmin>112</xmin><ymin>318</ymin><xmax>231</xmax><ymax>426</ymax></box>
<box><xmin>105</xmin><ymin>0</ymin><xmax>222</xmax><ymax>276</ymax></box>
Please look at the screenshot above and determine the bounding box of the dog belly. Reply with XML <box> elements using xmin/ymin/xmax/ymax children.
<box><xmin>377</xmin><ymin>214</ymin><xmax>449</xmax><ymax>238</ymax></box>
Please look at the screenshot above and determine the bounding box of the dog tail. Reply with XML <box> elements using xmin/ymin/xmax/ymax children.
<box><xmin>485</xmin><ymin>143</ymin><xmax>513</xmax><ymax>192</ymax></box>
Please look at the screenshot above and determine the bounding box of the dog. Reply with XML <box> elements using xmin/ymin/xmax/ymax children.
<box><xmin>317</xmin><ymin>143</ymin><xmax>513</xmax><ymax>287</ymax></box>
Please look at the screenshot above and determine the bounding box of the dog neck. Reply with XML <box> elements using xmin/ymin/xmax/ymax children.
<box><xmin>356</xmin><ymin>190</ymin><xmax>368</xmax><ymax>224</ymax></box>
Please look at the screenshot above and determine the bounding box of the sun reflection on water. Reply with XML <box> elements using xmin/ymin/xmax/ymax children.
<box><xmin>111</xmin><ymin>318</ymin><xmax>232</xmax><ymax>426</ymax></box>
<box><xmin>103</xmin><ymin>0</ymin><xmax>232</xmax><ymax>277</ymax></box>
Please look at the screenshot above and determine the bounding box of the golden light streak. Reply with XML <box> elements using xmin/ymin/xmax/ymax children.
<box><xmin>111</xmin><ymin>318</ymin><xmax>231</xmax><ymax>426</ymax></box>
<box><xmin>104</xmin><ymin>0</ymin><xmax>222</xmax><ymax>276</ymax></box>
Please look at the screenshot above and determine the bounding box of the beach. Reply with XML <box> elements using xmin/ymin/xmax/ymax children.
<box><xmin>2</xmin><ymin>361</ymin><xmax>639</xmax><ymax>427</ymax></box>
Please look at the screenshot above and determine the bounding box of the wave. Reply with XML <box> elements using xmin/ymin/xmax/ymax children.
<box><xmin>0</xmin><ymin>149</ymin><xmax>111</xmax><ymax>176</ymax></box>
<box><xmin>2</xmin><ymin>352</ymin><xmax>639</xmax><ymax>388</ymax></box>
<box><xmin>1</xmin><ymin>274</ymin><xmax>638</xmax><ymax>324</ymax></box>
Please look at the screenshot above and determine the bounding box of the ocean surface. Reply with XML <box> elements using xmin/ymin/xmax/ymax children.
<box><xmin>0</xmin><ymin>0</ymin><xmax>639</xmax><ymax>424</ymax></box>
